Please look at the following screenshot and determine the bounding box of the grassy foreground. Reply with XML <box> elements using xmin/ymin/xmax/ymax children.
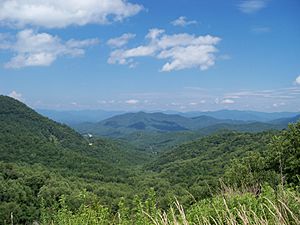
<box><xmin>37</xmin><ymin>185</ymin><xmax>300</xmax><ymax>225</ymax></box>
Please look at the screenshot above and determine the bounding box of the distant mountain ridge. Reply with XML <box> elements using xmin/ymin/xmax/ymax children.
<box><xmin>35</xmin><ymin>108</ymin><xmax>300</xmax><ymax>151</ymax></box>
<box><xmin>72</xmin><ymin>111</ymin><xmax>300</xmax><ymax>151</ymax></box>
<box><xmin>72</xmin><ymin>111</ymin><xmax>248</xmax><ymax>136</ymax></box>
<box><xmin>73</xmin><ymin>111</ymin><xmax>300</xmax><ymax>135</ymax></box>
<box><xmin>179</xmin><ymin>109</ymin><xmax>300</xmax><ymax>122</ymax></box>
<box><xmin>270</xmin><ymin>114</ymin><xmax>300</xmax><ymax>125</ymax></box>
<box><xmin>38</xmin><ymin>109</ymin><xmax>300</xmax><ymax>125</ymax></box>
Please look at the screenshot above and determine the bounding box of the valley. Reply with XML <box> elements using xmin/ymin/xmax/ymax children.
<box><xmin>1</xmin><ymin>0</ymin><xmax>299</xmax><ymax>224</ymax></box>
<box><xmin>69</xmin><ymin>110</ymin><xmax>298</xmax><ymax>151</ymax></box>
<box><xmin>1</xmin><ymin>95</ymin><xmax>299</xmax><ymax>224</ymax></box>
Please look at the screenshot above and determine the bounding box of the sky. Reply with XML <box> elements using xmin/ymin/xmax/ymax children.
<box><xmin>0</xmin><ymin>0</ymin><xmax>299</xmax><ymax>112</ymax></box>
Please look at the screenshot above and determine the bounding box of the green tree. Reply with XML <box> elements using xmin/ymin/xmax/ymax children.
<box><xmin>267</xmin><ymin>122</ymin><xmax>300</xmax><ymax>186</ymax></box>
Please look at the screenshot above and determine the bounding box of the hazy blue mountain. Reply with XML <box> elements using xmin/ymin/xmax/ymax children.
<box><xmin>71</xmin><ymin>111</ymin><xmax>299</xmax><ymax>151</ymax></box>
<box><xmin>72</xmin><ymin>111</ymin><xmax>247</xmax><ymax>135</ymax></box>
<box><xmin>270</xmin><ymin>114</ymin><xmax>300</xmax><ymax>125</ymax></box>
<box><xmin>38</xmin><ymin>109</ymin><xmax>300</xmax><ymax>125</ymax></box>
<box><xmin>37</xmin><ymin>109</ymin><xmax>125</xmax><ymax>124</ymax></box>
<box><xmin>197</xmin><ymin>122</ymin><xmax>284</xmax><ymax>135</ymax></box>
<box><xmin>180</xmin><ymin>110</ymin><xmax>300</xmax><ymax>122</ymax></box>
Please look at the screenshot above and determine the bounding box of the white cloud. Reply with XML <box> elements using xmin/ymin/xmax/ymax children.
<box><xmin>146</xmin><ymin>28</ymin><xmax>165</xmax><ymax>40</ymax></box>
<box><xmin>171</xmin><ymin>16</ymin><xmax>197</xmax><ymax>27</ymax></box>
<box><xmin>0</xmin><ymin>0</ymin><xmax>143</xmax><ymax>28</ymax></box>
<box><xmin>9</xmin><ymin>90</ymin><xmax>22</xmax><ymax>101</ymax></box>
<box><xmin>189</xmin><ymin>102</ymin><xmax>198</xmax><ymax>106</ymax></box>
<box><xmin>108</xmin><ymin>28</ymin><xmax>221</xmax><ymax>72</ymax></box>
<box><xmin>238</xmin><ymin>0</ymin><xmax>268</xmax><ymax>14</ymax></box>
<box><xmin>221</xmin><ymin>99</ymin><xmax>235</xmax><ymax>104</ymax></box>
<box><xmin>107</xmin><ymin>33</ymin><xmax>136</xmax><ymax>48</ymax></box>
<box><xmin>295</xmin><ymin>75</ymin><xmax>300</xmax><ymax>85</ymax></box>
<box><xmin>108</xmin><ymin>45</ymin><xmax>156</xmax><ymax>65</ymax></box>
<box><xmin>157</xmin><ymin>33</ymin><xmax>219</xmax><ymax>49</ymax></box>
<box><xmin>158</xmin><ymin>44</ymin><xmax>218</xmax><ymax>72</ymax></box>
<box><xmin>2</xmin><ymin>29</ymin><xmax>99</xmax><ymax>68</ymax></box>
<box><xmin>125</xmin><ymin>99</ymin><xmax>139</xmax><ymax>104</ymax></box>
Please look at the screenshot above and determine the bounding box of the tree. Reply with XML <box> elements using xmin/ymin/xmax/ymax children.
<box><xmin>267</xmin><ymin>122</ymin><xmax>300</xmax><ymax>186</ymax></box>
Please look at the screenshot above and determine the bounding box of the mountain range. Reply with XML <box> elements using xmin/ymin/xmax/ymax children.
<box><xmin>1</xmin><ymin>95</ymin><xmax>300</xmax><ymax>224</ymax></box>
<box><xmin>38</xmin><ymin>109</ymin><xmax>300</xmax><ymax>125</ymax></box>
<box><xmin>70</xmin><ymin>111</ymin><xmax>300</xmax><ymax>151</ymax></box>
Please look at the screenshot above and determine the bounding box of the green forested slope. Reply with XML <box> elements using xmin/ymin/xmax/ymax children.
<box><xmin>0</xmin><ymin>95</ymin><xmax>148</xmax><ymax>170</ymax></box>
<box><xmin>146</xmin><ymin>131</ymin><xmax>275</xmax><ymax>200</ymax></box>
<box><xmin>0</xmin><ymin>96</ymin><xmax>152</xmax><ymax>222</ymax></box>
<box><xmin>0</xmin><ymin>95</ymin><xmax>299</xmax><ymax>224</ymax></box>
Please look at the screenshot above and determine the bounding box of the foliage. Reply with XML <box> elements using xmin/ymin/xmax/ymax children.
<box><xmin>187</xmin><ymin>185</ymin><xmax>300</xmax><ymax>225</ymax></box>
<box><xmin>0</xmin><ymin>95</ymin><xmax>299</xmax><ymax>224</ymax></box>
<box><xmin>224</xmin><ymin>122</ymin><xmax>300</xmax><ymax>189</ymax></box>
<box><xmin>37</xmin><ymin>185</ymin><xmax>300</xmax><ymax>225</ymax></box>
<box><xmin>146</xmin><ymin>131</ymin><xmax>275</xmax><ymax>204</ymax></box>
<box><xmin>267</xmin><ymin>122</ymin><xmax>300</xmax><ymax>186</ymax></box>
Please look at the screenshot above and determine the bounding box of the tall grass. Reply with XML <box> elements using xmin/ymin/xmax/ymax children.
<box><xmin>39</xmin><ymin>185</ymin><xmax>300</xmax><ymax>225</ymax></box>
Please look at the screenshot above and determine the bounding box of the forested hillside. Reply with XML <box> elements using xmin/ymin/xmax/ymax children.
<box><xmin>0</xmin><ymin>96</ymin><xmax>151</xmax><ymax>223</ymax></box>
<box><xmin>146</xmin><ymin>131</ymin><xmax>275</xmax><ymax>200</ymax></box>
<box><xmin>0</xmin><ymin>96</ymin><xmax>299</xmax><ymax>224</ymax></box>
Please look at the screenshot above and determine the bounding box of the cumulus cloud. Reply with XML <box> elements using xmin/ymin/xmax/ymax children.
<box><xmin>125</xmin><ymin>99</ymin><xmax>139</xmax><ymax>104</ymax></box>
<box><xmin>171</xmin><ymin>16</ymin><xmax>197</xmax><ymax>27</ymax></box>
<box><xmin>2</xmin><ymin>29</ymin><xmax>99</xmax><ymax>68</ymax></box>
<box><xmin>9</xmin><ymin>90</ymin><xmax>23</xmax><ymax>101</ymax></box>
<box><xmin>0</xmin><ymin>0</ymin><xmax>143</xmax><ymax>28</ymax></box>
<box><xmin>146</xmin><ymin>28</ymin><xmax>165</xmax><ymax>40</ymax></box>
<box><xmin>295</xmin><ymin>75</ymin><xmax>300</xmax><ymax>85</ymax></box>
<box><xmin>221</xmin><ymin>99</ymin><xmax>235</xmax><ymax>104</ymax></box>
<box><xmin>107</xmin><ymin>33</ymin><xmax>136</xmax><ymax>48</ymax></box>
<box><xmin>108</xmin><ymin>45</ymin><xmax>156</xmax><ymax>65</ymax></box>
<box><xmin>238</xmin><ymin>0</ymin><xmax>268</xmax><ymax>14</ymax></box>
<box><xmin>108</xmin><ymin>28</ymin><xmax>221</xmax><ymax>72</ymax></box>
<box><xmin>158</xmin><ymin>44</ymin><xmax>218</xmax><ymax>72</ymax></box>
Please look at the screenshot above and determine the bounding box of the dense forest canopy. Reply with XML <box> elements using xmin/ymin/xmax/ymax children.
<box><xmin>0</xmin><ymin>95</ymin><xmax>299</xmax><ymax>224</ymax></box>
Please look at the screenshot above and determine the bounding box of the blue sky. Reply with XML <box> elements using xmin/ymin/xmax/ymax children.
<box><xmin>0</xmin><ymin>0</ymin><xmax>299</xmax><ymax>112</ymax></box>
